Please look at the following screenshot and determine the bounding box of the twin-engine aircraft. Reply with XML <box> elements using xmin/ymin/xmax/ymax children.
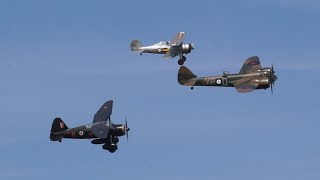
<box><xmin>50</xmin><ymin>100</ymin><xmax>130</xmax><ymax>153</ymax></box>
<box><xmin>130</xmin><ymin>32</ymin><xmax>194</xmax><ymax>65</ymax></box>
<box><xmin>178</xmin><ymin>56</ymin><xmax>278</xmax><ymax>93</ymax></box>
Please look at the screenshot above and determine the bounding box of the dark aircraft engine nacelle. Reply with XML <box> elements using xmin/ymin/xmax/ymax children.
<box><xmin>182</xmin><ymin>43</ymin><xmax>193</xmax><ymax>54</ymax></box>
<box><xmin>254</xmin><ymin>78</ymin><xmax>270</xmax><ymax>86</ymax></box>
<box><xmin>112</xmin><ymin>124</ymin><xmax>126</xmax><ymax>136</ymax></box>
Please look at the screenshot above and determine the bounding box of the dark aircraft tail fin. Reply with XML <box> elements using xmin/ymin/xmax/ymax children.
<box><xmin>178</xmin><ymin>66</ymin><xmax>198</xmax><ymax>86</ymax></box>
<box><xmin>50</xmin><ymin>118</ymin><xmax>68</xmax><ymax>141</ymax></box>
<box><xmin>130</xmin><ymin>40</ymin><xmax>142</xmax><ymax>51</ymax></box>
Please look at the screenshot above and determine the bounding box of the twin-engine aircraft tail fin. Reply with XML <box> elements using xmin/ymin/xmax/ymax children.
<box><xmin>178</xmin><ymin>66</ymin><xmax>198</xmax><ymax>86</ymax></box>
<box><xmin>50</xmin><ymin>118</ymin><xmax>69</xmax><ymax>141</ymax></box>
<box><xmin>130</xmin><ymin>40</ymin><xmax>142</xmax><ymax>51</ymax></box>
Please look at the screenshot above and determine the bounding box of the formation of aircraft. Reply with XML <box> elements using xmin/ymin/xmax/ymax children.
<box><xmin>50</xmin><ymin>100</ymin><xmax>130</xmax><ymax>153</ymax></box>
<box><xmin>130</xmin><ymin>32</ymin><xmax>194</xmax><ymax>65</ymax></box>
<box><xmin>178</xmin><ymin>56</ymin><xmax>278</xmax><ymax>93</ymax></box>
<box><xmin>50</xmin><ymin>33</ymin><xmax>279</xmax><ymax>153</ymax></box>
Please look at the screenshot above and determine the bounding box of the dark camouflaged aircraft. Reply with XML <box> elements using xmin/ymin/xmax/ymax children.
<box><xmin>50</xmin><ymin>100</ymin><xmax>130</xmax><ymax>153</ymax></box>
<box><xmin>178</xmin><ymin>56</ymin><xmax>278</xmax><ymax>93</ymax></box>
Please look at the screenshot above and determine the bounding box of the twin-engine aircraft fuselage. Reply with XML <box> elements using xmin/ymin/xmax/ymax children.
<box><xmin>178</xmin><ymin>56</ymin><xmax>278</xmax><ymax>93</ymax></box>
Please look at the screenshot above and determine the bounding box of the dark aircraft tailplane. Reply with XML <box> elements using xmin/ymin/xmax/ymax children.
<box><xmin>50</xmin><ymin>118</ymin><xmax>69</xmax><ymax>141</ymax></box>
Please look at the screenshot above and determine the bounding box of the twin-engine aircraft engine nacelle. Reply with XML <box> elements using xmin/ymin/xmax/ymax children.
<box><xmin>258</xmin><ymin>68</ymin><xmax>272</xmax><ymax>75</ymax></box>
<box><xmin>182</xmin><ymin>43</ymin><xmax>193</xmax><ymax>54</ymax></box>
<box><xmin>254</xmin><ymin>78</ymin><xmax>270</xmax><ymax>86</ymax></box>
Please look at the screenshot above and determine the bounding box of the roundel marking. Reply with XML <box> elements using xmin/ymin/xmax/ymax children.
<box><xmin>216</xmin><ymin>79</ymin><xmax>222</xmax><ymax>85</ymax></box>
<box><xmin>79</xmin><ymin>131</ymin><xmax>84</xmax><ymax>136</ymax></box>
<box><xmin>157</xmin><ymin>48</ymin><xmax>162</xmax><ymax>52</ymax></box>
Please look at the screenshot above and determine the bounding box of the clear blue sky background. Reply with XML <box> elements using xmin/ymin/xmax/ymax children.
<box><xmin>1</xmin><ymin>0</ymin><xmax>320</xmax><ymax>179</ymax></box>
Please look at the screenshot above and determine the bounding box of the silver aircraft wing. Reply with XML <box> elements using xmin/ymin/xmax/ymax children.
<box><xmin>170</xmin><ymin>32</ymin><xmax>186</xmax><ymax>46</ymax></box>
<box><xmin>162</xmin><ymin>47</ymin><xmax>178</xmax><ymax>59</ymax></box>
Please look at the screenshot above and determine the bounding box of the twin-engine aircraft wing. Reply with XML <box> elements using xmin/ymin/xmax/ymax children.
<box><xmin>93</xmin><ymin>100</ymin><xmax>113</xmax><ymax>123</ymax></box>
<box><xmin>170</xmin><ymin>32</ymin><xmax>186</xmax><ymax>46</ymax></box>
<box><xmin>232</xmin><ymin>77</ymin><xmax>259</xmax><ymax>93</ymax></box>
<box><xmin>239</xmin><ymin>56</ymin><xmax>261</xmax><ymax>74</ymax></box>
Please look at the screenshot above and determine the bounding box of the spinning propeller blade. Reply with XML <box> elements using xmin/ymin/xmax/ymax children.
<box><xmin>269</xmin><ymin>64</ymin><xmax>277</xmax><ymax>95</ymax></box>
<box><xmin>125</xmin><ymin>116</ymin><xmax>130</xmax><ymax>142</ymax></box>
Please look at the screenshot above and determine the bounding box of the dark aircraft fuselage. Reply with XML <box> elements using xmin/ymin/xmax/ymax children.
<box><xmin>55</xmin><ymin>124</ymin><xmax>97</xmax><ymax>139</ymax></box>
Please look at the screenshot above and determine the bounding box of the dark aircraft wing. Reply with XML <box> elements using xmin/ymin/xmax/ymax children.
<box><xmin>92</xmin><ymin>121</ymin><xmax>110</xmax><ymax>138</ymax></box>
<box><xmin>170</xmin><ymin>32</ymin><xmax>186</xmax><ymax>46</ymax></box>
<box><xmin>93</xmin><ymin>100</ymin><xmax>113</xmax><ymax>123</ymax></box>
<box><xmin>239</xmin><ymin>56</ymin><xmax>261</xmax><ymax>74</ymax></box>
<box><xmin>233</xmin><ymin>77</ymin><xmax>258</xmax><ymax>93</ymax></box>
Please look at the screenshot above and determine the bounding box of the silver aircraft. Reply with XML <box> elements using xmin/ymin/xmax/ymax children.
<box><xmin>130</xmin><ymin>32</ymin><xmax>194</xmax><ymax>65</ymax></box>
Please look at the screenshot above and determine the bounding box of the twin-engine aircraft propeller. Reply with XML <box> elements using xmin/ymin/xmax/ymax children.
<box><xmin>269</xmin><ymin>64</ymin><xmax>278</xmax><ymax>94</ymax></box>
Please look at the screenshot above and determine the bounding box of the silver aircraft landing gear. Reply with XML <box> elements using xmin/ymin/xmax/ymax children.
<box><xmin>178</xmin><ymin>55</ymin><xmax>186</xmax><ymax>65</ymax></box>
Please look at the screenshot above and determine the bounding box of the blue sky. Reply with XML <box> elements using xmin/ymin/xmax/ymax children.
<box><xmin>1</xmin><ymin>0</ymin><xmax>320</xmax><ymax>179</ymax></box>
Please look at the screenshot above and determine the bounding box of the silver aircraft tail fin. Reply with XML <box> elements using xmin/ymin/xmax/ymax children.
<box><xmin>130</xmin><ymin>40</ymin><xmax>142</xmax><ymax>51</ymax></box>
<box><xmin>178</xmin><ymin>66</ymin><xmax>198</xmax><ymax>86</ymax></box>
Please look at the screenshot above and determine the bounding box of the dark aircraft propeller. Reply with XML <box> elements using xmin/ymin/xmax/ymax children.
<box><xmin>269</xmin><ymin>64</ymin><xmax>278</xmax><ymax>94</ymax></box>
<box><xmin>125</xmin><ymin>117</ymin><xmax>130</xmax><ymax>142</ymax></box>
